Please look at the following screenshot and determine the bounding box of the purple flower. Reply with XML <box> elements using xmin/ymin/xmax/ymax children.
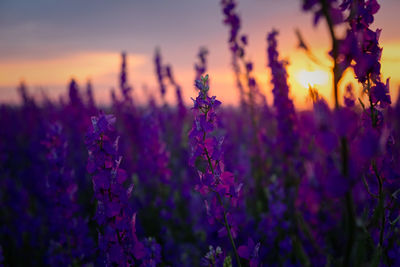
<box><xmin>195</xmin><ymin>47</ymin><xmax>209</xmax><ymax>81</ymax></box>
<box><xmin>165</xmin><ymin>64</ymin><xmax>187</xmax><ymax>118</ymax></box>
<box><xmin>140</xmin><ymin>237</ymin><xmax>162</xmax><ymax>267</ymax></box>
<box><xmin>189</xmin><ymin>75</ymin><xmax>243</xmax><ymax>266</ymax></box>
<box><xmin>238</xmin><ymin>238</ymin><xmax>260</xmax><ymax>267</ymax></box>
<box><xmin>119</xmin><ymin>51</ymin><xmax>133</xmax><ymax>103</ymax></box>
<box><xmin>42</xmin><ymin>122</ymin><xmax>94</xmax><ymax>265</ymax></box>
<box><xmin>267</xmin><ymin>30</ymin><xmax>298</xmax><ymax>155</ymax></box>
<box><xmin>154</xmin><ymin>48</ymin><xmax>167</xmax><ymax>99</ymax></box>
<box><xmin>201</xmin><ymin>245</ymin><xmax>225</xmax><ymax>267</ymax></box>
<box><xmin>68</xmin><ymin>79</ymin><xmax>83</xmax><ymax>107</ymax></box>
<box><xmin>302</xmin><ymin>0</ymin><xmax>343</xmax><ymax>26</ymax></box>
<box><xmin>371</xmin><ymin>78</ymin><xmax>391</xmax><ymax>108</ymax></box>
<box><xmin>86</xmin><ymin>111</ymin><xmax>143</xmax><ymax>265</ymax></box>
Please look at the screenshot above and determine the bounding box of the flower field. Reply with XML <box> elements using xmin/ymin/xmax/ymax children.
<box><xmin>1</xmin><ymin>0</ymin><xmax>400</xmax><ymax>266</ymax></box>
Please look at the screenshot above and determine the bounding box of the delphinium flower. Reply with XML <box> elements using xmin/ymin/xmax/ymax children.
<box><xmin>112</xmin><ymin>53</ymin><xmax>139</xmax><ymax>176</ymax></box>
<box><xmin>17</xmin><ymin>81</ymin><xmax>36</xmax><ymax>108</ymax></box>
<box><xmin>86</xmin><ymin>80</ymin><xmax>97</xmax><ymax>113</ymax></box>
<box><xmin>140</xmin><ymin>237</ymin><xmax>162</xmax><ymax>267</ymax></box>
<box><xmin>328</xmin><ymin>0</ymin><xmax>391</xmax><ymax>139</ymax></box>
<box><xmin>86</xmin><ymin>111</ymin><xmax>144</xmax><ymax>266</ymax></box>
<box><xmin>16</xmin><ymin>82</ymin><xmax>42</xmax><ymax>137</ymax></box>
<box><xmin>189</xmin><ymin>75</ymin><xmax>244</xmax><ymax>267</ymax></box>
<box><xmin>271</xmin><ymin>186</ymin><xmax>294</xmax><ymax>264</ymax></box>
<box><xmin>301</xmin><ymin>3</ymin><xmax>359</xmax><ymax>266</ymax></box>
<box><xmin>267</xmin><ymin>30</ymin><xmax>298</xmax><ymax>156</ymax></box>
<box><xmin>68</xmin><ymin>79</ymin><xmax>84</xmax><ymax>108</ymax></box>
<box><xmin>266</xmin><ymin>30</ymin><xmax>301</xmax><ymax>232</ymax></box>
<box><xmin>139</xmin><ymin>111</ymin><xmax>171</xmax><ymax>186</ymax></box>
<box><xmin>220</xmin><ymin>0</ymin><xmax>264</xmax><ymax>113</ymax></box>
<box><xmin>302</xmin><ymin>0</ymin><xmax>343</xmax><ymax>26</ymax></box>
<box><xmin>152</xmin><ymin>50</ymin><xmax>190</xmax><ymax>170</ymax></box>
<box><xmin>42</xmin><ymin>122</ymin><xmax>94</xmax><ymax>266</ymax></box>
<box><xmin>221</xmin><ymin>0</ymin><xmax>270</xmax><ymax>213</ymax></box>
<box><xmin>237</xmin><ymin>238</ymin><xmax>260</xmax><ymax>267</ymax></box>
<box><xmin>220</xmin><ymin>0</ymin><xmax>241</xmax><ymax>91</ymax></box>
<box><xmin>201</xmin><ymin>245</ymin><xmax>226</xmax><ymax>267</ymax></box>
<box><xmin>194</xmin><ymin>47</ymin><xmax>209</xmax><ymax>82</ymax></box>
<box><xmin>296</xmin><ymin>98</ymin><xmax>352</xmax><ymax>265</ymax></box>
<box><xmin>133</xmin><ymin>110</ymin><xmax>172</xmax><ymax>229</ymax></box>
<box><xmin>339</xmin><ymin>4</ymin><xmax>394</xmax><ymax>253</ymax></box>
<box><xmin>0</xmin><ymin>88</ymin><xmax>52</xmax><ymax>265</ymax></box>
<box><xmin>154</xmin><ymin>48</ymin><xmax>167</xmax><ymax>101</ymax></box>
<box><xmin>267</xmin><ymin>29</ymin><xmax>340</xmax><ymax>266</ymax></box>
<box><xmin>64</xmin><ymin>79</ymin><xmax>94</xmax><ymax>210</ymax></box>
<box><xmin>119</xmin><ymin>52</ymin><xmax>134</xmax><ymax>104</ymax></box>
<box><xmin>340</xmin><ymin>2</ymin><xmax>396</xmax><ymax>262</ymax></box>
<box><xmin>165</xmin><ymin>64</ymin><xmax>186</xmax><ymax>119</ymax></box>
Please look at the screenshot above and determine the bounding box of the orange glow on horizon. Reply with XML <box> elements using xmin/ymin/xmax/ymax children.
<box><xmin>0</xmin><ymin>41</ymin><xmax>399</xmax><ymax>109</ymax></box>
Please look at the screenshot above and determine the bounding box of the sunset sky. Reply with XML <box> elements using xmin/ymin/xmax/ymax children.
<box><xmin>0</xmin><ymin>0</ymin><xmax>399</xmax><ymax>108</ymax></box>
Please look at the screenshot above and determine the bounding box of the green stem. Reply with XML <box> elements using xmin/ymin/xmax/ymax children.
<box><xmin>321</xmin><ymin>1</ymin><xmax>355</xmax><ymax>265</ymax></box>
<box><xmin>372</xmin><ymin>162</ymin><xmax>385</xmax><ymax>247</ymax></box>
<box><xmin>321</xmin><ymin>0</ymin><xmax>339</xmax><ymax>110</ymax></box>
<box><xmin>201</xmin><ymin>110</ymin><xmax>242</xmax><ymax>267</ymax></box>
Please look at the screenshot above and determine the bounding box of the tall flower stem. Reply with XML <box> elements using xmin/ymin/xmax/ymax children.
<box><xmin>321</xmin><ymin>0</ymin><xmax>339</xmax><ymax>109</ymax></box>
<box><xmin>202</xmin><ymin>102</ymin><xmax>242</xmax><ymax>267</ymax></box>
<box><xmin>189</xmin><ymin>75</ymin><xmax>242</xmax><ymax>267</ymax></box>
<box><xmin>320</xmin><ymin>1</ymin><xmax>355</xmax><ymax>265</ymax></box>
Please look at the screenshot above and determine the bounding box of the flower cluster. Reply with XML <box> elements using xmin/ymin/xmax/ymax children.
<box><xmin>194</xmin><ymin>47</ymin><xmax>209</xmax><ymax>81</ymax></box>
<box><xmin>165</xmin><ymin>64</ymin><xmax>186</xmax><ymax>118</ymax></box>
<box><xmin>154</xmin><ymin>48</ymin><xmax>167</xmax><ymax>99</ymax></box>
<box><xmin>119</xmin><ymin>52</ymin><xmax>133</xmax><ymax>103</ymax></box>
<box><xmin>86</xmin><ymin>112</ymin><xmax>144</xmax><ymax>266</ymax></box>
<box><xmin>189</xmin><ymin>75</ymin><xmax>244</xmax><ymax>266</ymax></box>
<box><xmin>341</xmin><ymin>0</ymin><xmax>390</xmax><ymax>110</ymax></box>
<box><xmin>42</xmin><ymin>122</ymin><xmax>94</xmax><ymax>266</ymax></box>
<box><xmin>220</xmin><ymin>0</ymin><xmax>261</xmax><ymax>111</ymax></box>
<box><xmin>267</xmin><ymin>30</ymin><xmax>298</xmax><ymax>155</ymax></box>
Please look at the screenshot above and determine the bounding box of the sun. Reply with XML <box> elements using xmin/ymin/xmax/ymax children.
<box><xmin>296</xmin><ymin>70</ymin><xmax>329</xmax><ymax>88</ymax></box>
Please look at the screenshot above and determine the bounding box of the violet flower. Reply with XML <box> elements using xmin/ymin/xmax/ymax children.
<box><xmin>165</xmin><ymin>64</ymin><xmax>186</xmax><ymax>119</ymax></box>
<box><xmin>86</xmin><ymin>80</ymin><xmax>96</xmax><ymax>111</ymax></box>
<box><xmin>194</xmin><ymin>47</ymin><xmax>209</xmax><ymax>82</ymax></box>
<box><xmin>86</xmin><ymin>111</ymin><xmax>144</xmax><ymax>266</ymax></box>
<box><xmin>42</xmin><ymin>122</ymin><xmax>94</xmax><ymax>265</ymax></box>
<box><xmin>267</xmin><ymin>30</ymin><xmax>298</xmax><ymax>155</ymax></box>
<box><xmin>342</xmin><ymin>0</ymin><xmax>391</xmax><ymax>111</ymax></box>
<box><xmin>201</xmin><ymin>245</ymin><xmax>226</xmax><ymax>267</ymax></box>
<box><xmin>189</xmin><ymin>75</ymin><xmax>243</xmax><ymax>267</ymax></box>
<box><xmin>68</xmin><ymin>79</ymin><xmax>83</xmax><ymax>107</ymax></box>
<box><xmin>120</xmin><ymin>52</ymin><xmax>133</xmax><ymax>103</ymax></box>
<box><xmin>154</xmin><ymin>48</ymin><xmax>167</xmax><ymax>100</ymax></box>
